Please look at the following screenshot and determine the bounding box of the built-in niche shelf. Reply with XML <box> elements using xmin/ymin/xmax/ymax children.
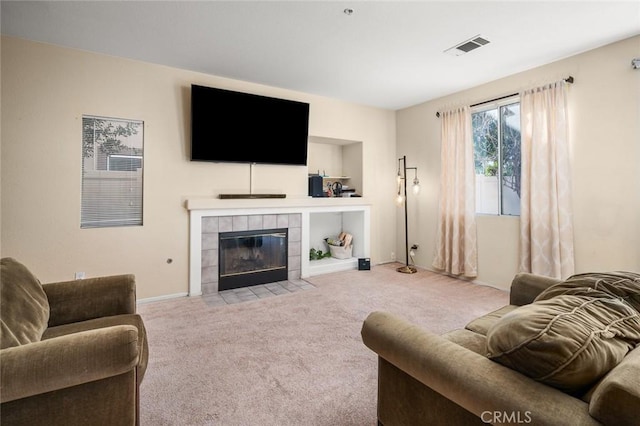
<box><xmin>308</xmin><ymin>209</ymin><xmax>367</xmax><ymax>276</ymax></box>
<box><xmin>320</xmin><ymin>176</ymin><xmax>350</xmax><ymax>180</ymax></box>
<box><xmin>308</xmin><ymin>136</ymin><xmax>362</xmax><ymax>196</ymax></box>
<box><xmin>308</xmin><ymin>256</ymin><xmax>359</xmax><ymax>276</ymax></box>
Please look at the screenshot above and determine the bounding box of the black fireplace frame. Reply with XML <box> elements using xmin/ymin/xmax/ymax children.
<box><xmin>218</xmin><ymin>228</ymin><xmax>288</xmax><ymax>291</ymax></box>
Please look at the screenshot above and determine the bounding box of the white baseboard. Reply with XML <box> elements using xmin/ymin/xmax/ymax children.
<box><xmin>137</xmin><ymin>292</ymin><xmax>189</xmax><ymax>305</ymax></box>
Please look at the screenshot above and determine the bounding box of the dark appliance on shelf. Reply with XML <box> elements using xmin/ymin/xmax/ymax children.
<box><xmin>308</xmin><ymin>175</ymin><xmax>324</xmax><ymax>197</ymax></box>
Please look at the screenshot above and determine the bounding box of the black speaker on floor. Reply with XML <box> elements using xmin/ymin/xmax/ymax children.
<box><xmin>358</xmin><ymin>258</ymin><xmax>371</xmax><ymax>271</ymax></box>
<box><xmin>308</xmin><ymin>175</ymin><xmax>324</xmax><ymax>197</ymax></box>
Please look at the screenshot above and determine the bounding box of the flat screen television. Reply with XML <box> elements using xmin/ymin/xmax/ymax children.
<box><xmin>191</xmin><ymin>84</ymin><xmax>310</xmax><ymax>166</ymax></box>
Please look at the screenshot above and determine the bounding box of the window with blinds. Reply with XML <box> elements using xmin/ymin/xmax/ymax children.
<box><xmin>81</xmin><ymin>115</ymin><xmax>144</xmax><ymax>228</ymax></box>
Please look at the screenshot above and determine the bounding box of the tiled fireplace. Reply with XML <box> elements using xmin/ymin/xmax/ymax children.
<box><xmin>201</xmin><ymin>213</ymin><xmax>301</xmax><ymax>294</ymax></box>
<box><xmin>186</xmin><ymin>197</ymin><xmax>370</xmax><ymax>297</ymax></box>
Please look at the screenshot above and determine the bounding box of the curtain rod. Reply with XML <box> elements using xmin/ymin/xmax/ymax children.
<box><xmin>435</xmin><ymin>76</ymin><xmax>574</xmax><ymax>118</ymax></box>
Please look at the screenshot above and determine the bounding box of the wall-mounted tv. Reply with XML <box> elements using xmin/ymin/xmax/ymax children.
<box><xmin>191</xmin><ymin>84</ymin><xmax>310</xmax><ymax>166</ymax></box>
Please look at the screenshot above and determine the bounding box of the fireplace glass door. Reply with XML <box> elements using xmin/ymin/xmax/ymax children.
<box><xmin>218</xmin><ymin>228</ymin><xmax>288</xmax><ymax>290</ymax></box>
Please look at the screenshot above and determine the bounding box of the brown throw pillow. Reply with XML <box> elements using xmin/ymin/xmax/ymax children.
<box><xmin>1</xmin><ymin>257</ymin><xmax>50</xmax><ymax>348</ymax></box>
<box><xmin>535</xmin><ymin>271</ymin><xmax>640</xmax><ymax>312</ymax></box>
<box><xmin>486</xmin><ymin>294</ymin><xmax>640</xmax><ymax>394</ymax></box>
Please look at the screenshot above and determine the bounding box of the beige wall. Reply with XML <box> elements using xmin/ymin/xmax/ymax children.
<box><xmin>1</xmin><ymin>36</ymin><xmax>397</xmax><ymax>299</ymax></box>
<box><xmin>397</xmin><ymin>35</ymin><xmax>640</xmax><ymax>290</ymax></box>
<box><xmin>4</xmin><ymin>35</ymin><xmax>638</xmax><ymax>297</ymax></box>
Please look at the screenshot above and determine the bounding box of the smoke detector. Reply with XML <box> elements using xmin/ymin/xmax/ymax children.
<box><xmin>444</xmin><ymin>35</ymin><xmax>491</xmax><ymax>56</ymax></box>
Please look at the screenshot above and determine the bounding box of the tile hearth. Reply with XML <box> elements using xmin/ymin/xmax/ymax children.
<box><xmin>202</xmin><ymin>279</ymin><xmax>315</xmax><ymax>306</ymax></box>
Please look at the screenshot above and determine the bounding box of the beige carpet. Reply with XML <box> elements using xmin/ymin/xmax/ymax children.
<box><xmin>137</xmin><ymin>263</ymin><xmax>509</xmax><ymax>425</ymax></box>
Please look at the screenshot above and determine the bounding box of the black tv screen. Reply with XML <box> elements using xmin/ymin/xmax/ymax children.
<box><xmin>191</xmin><ymin>84</ymin><xmax>310</xmax><ymax>166</ymax></box>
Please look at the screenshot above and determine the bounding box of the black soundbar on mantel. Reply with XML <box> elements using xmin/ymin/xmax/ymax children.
<box><xmin>218</xmin><ymin>194</ymin><xmax>286</xmax><ymax>199</ymax></box>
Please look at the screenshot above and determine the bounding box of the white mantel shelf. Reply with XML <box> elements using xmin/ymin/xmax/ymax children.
<box><xmin>185</xmin><ymin>196</ymin><xmax>371</xmax><ymax>211</ymax></box>
<box><xmin>186</xmin><ymin>196</ymin><xmax>371</xmax><ymax>296</ymax></box>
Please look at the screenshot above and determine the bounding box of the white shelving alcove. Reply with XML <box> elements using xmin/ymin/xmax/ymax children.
<box><xmin>186</xmin><ymin>197</ymin><xmax>370</xmax><ymax>296</ymax></box>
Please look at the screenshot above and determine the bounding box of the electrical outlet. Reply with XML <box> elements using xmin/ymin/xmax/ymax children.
<box><xmin>391</xmin><ymin>251</ymin><xmax>396</xmax><ymax>261</ymax></box>
<box><xmin>75</xmin><ymin>272</ymin><xmax>85</xmax><ymax>280</ymax></box>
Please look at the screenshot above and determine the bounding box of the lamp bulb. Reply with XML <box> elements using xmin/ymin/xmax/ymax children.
<box><xmin>412</xmin><ymin>177</ymin><xmax>420</xmax><ymax>195</ymax></box>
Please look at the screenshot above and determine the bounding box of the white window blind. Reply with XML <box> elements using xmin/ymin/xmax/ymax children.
<box><xmin>81</xmin><ymin>116</ymin><xmax>144</xmax><ymax>228</ymax></box>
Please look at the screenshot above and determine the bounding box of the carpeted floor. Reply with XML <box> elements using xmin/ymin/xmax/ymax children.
<box><xmin>137</xmin><ymin>263</ymin><xmax>509</xmax><ymax>425</ymax></box>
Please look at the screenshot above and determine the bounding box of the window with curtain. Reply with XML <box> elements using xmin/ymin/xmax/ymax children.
<box><xmin>81</xmin><ymin>115</ymin><xmax>144</xmax><ymax>228</ymax></box>
<box><xmin>472</xmin><ymin>99</ymin><xmax>521</xmax><ymax>216</ymax></box>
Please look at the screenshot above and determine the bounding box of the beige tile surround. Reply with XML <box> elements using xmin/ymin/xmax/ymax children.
<box><xmin>201</xmin><ymin>213</ymin><xmax>302</xmax><ymax>294</ymax></box>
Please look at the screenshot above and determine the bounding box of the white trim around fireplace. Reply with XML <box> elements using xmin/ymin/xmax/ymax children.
<box><xmin>186</xmin><ymin>197</ymin><xmax>371</xmax><ymax>296</ymax></box>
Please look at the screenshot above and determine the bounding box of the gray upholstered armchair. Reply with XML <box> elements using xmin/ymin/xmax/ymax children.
<box><xmin>1</xmin><ymin>257</ymin><xmax>148</xmax><ymax>426</ymax></box>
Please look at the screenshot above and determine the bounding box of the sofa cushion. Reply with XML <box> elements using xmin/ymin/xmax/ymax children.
<box><xmin>486</xmin><ymin>294</ymin><xmax>640</xmax><ymax>394</ymax></box>
<box><xmin>465</xmin><ymin>305</ymin><xmax>518</xmax><ymax>336</ymax></box>
<box><xmin>1</xmin><ymin>258</ymin><xmax>50</xmax><ymax>349</ymax></box>
<box><xmin>442</xmin><ymin>329</ymin><xmax>487</xmax><ymax>355</ymax></box>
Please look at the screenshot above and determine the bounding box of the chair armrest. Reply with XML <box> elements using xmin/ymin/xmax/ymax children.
<box><xmin>509</xmin><ymin>272</ymin><xmax>561</xmax><ymax>306</ymax></box>
<box><xmin>0</xmin><ymin>325</ymin><xmax>139</xmax><ymax>403</ymax></box>
<box><xmin>361</xmin><ymin>311</ymin><xmax>600</xmax><ymax>426</ymax></box>
<box><xmin>43</xmin><ymin>274</ymin><xmax>136</xmax><ymax>326</ymax></box>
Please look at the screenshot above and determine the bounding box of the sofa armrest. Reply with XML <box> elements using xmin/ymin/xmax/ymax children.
<box><xmin>589</xmin><ymin>346</ymin><xmax>640</xmax><ymax>426</ymax></box>
<box><xmin>43</xmin><ymin>274</ymin><xmax>136</xmax><ymax>326</ymax></box>
<box><xmin>509</xmin><ymin>272</ymin><xmax>561</xmax><ymax>306</ymax></box>
<box><xmin>361</xmin><ymin>311</ymin><xmax>600</xmax><ymax>426</ymax></box>
<box><xmin>0</xmin><ymin>325</ymin><xmax>140</xmax><ymax>403</ymax></box>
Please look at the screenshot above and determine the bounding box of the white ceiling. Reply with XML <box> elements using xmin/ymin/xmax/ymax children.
<box><xmin>2</xmin><ymin>1</ymin><xmax>639</xmax><ymax>110</ymax></box>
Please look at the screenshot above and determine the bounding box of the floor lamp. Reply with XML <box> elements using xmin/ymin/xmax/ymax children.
<box><xmin>396</xmin><ymin>155</ymin><xmax>420</xmax><ymax>274</ymax></box>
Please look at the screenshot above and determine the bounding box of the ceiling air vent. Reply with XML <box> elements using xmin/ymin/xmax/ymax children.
<box><xmin>444</xmin><ymin>35</ymin><xmax>490</xmax><ymax>56</ymax></box>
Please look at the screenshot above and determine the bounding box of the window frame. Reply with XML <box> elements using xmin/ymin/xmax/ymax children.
<box><xmin>471</xmin><ymin>95</ymin><xmax>521</xmax><ymax>216</ymax></box>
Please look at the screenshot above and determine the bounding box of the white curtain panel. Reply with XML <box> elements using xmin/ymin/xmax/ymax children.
<box><xmin>519</xmin><ymin>81</ymin><xmax>575</xmax><ymax>279</ymax></box>
<box><xmin>432</xmin><ymin>106</ymin><xmax>478</xmax><ymax>278</ymax></box>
